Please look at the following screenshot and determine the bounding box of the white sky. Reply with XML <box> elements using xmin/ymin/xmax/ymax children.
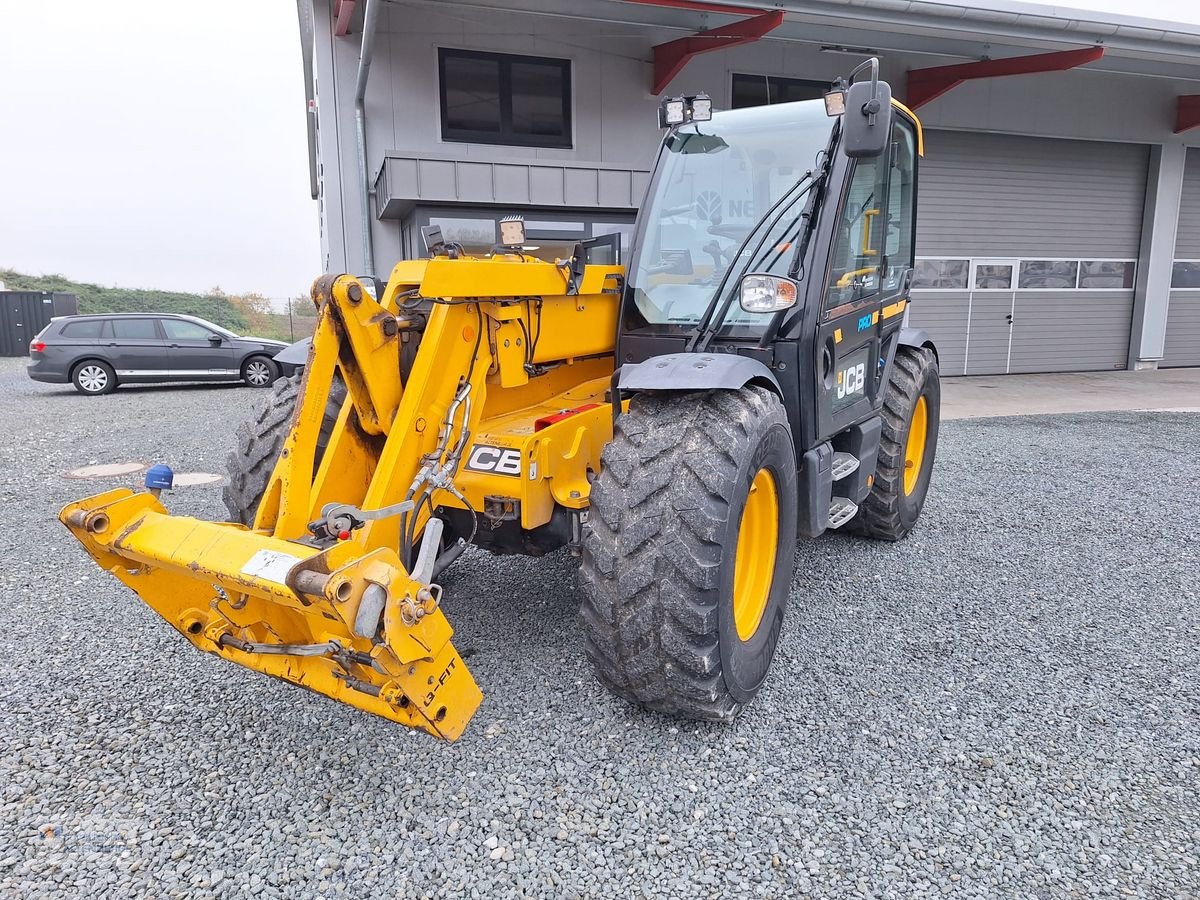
<box><xmin>0</xmin><ymin>0</ymin><xmax>1197</xmax><ymax>299</ymax></box>
<box><xmin>0</xmin><ymin>1</ymin><xmax>317</xmax><ymax>300</ymax></box>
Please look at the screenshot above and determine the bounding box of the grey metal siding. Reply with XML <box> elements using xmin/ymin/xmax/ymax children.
<box><xmin>915</xmin><ymin>131</ymin><xmax>1149</xmax><ymax>258</ymax></box>
<box><xmin>1173</xmin><ymin>148</ymin><xmax>1200</xmax><ymax>258</ymax></box>
<box><xmin>1163</xmin><ymin>149</ymin><xmax>1200</xmax><ymax>368</ymax></box>
<box><xmin>1010</xmin><ymin>293</ymin><xmax>1133</xmax><ymax>372</ymax></box>
<box><xmin>909</xmin><ymin>131</ymin><xmax>1146</xmax><ymax>375</ymax></box>
<box><xmin>1162</xmin><ymin>293</ymin><xmax>1200</xmax><ymax>367</ymax></box>
<box><xmin>907</xmin><ymin>294</ymin><xmax>968</xmax><ymax>376</ymax></box>
<box><xmin>375</xmin><ymin>153</ymin><xmax>649</xmax><ymax>218</ymax></box>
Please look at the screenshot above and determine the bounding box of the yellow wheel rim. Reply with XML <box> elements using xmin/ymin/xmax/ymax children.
<box><xmin>903</xmin><ymin>395</ymin><xmax>928</xmax><ymax>496</ymax></box>
<box><xmin>732</xmin><ymin>467</ymin><xmax>780</xmax><ymax>642</ymax></box>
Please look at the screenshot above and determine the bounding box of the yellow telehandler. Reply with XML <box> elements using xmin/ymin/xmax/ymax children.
<box><xmin>62</xmin><ymin>61</ymin><xmax>940</xmax><ymax>741</ymax></box>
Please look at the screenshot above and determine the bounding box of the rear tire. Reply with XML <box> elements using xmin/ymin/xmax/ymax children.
<box><xmin>580</xmin><ymin>386</ymin><xmax>798</xmax><ymax>722</ymax></box>
<box><xmin>849</xmin><ymin>346</ymin><xmax>940</xmax><ymax>541</ymax></box>
<box><xmin>242</xmin><ymin>355</ymin><xmax>278</xmax><ymax>388</ymax></box>
<box><xmin>72</xmin><ymin>360</ymin><xmax>117</xmax><ymax>395</ymax></box>
<box><xmin>223</xmin><ymin>372</ymin><xmax>345</xmax><ymax>525</ymax></box>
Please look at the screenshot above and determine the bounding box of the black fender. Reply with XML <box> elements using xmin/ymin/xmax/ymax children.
<box><xmin>273</xmin><ymin>337</ymin><xmax>312</xmax><ymax>367</ymax></box>
<box><xmin>618</xmin><ymin>353</ymin><xmax>781</xmax><ymax>395</ymax></box>
<box><xmin>898</xmin><ymin>327</ymin><xmax>937</xmax><ymax>364</ymax></box>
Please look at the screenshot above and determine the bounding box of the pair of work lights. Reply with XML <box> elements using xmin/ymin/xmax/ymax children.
<box><xmin>657</xmin><ymin>93</ymin><xmax>713</xmax><ymax>128</ymax></box>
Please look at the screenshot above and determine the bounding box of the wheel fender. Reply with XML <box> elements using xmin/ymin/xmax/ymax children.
<box><xmin>273</xmin><ymin>337</ymin><xmax>312</xmax><ymax>367</ymax></box>
<box><xmin>898</xmin><ymin>327</ymin><xmax>937</xmax><ymax>365</ymax></box>
<box><xmin>618</xmin><ymin>353</ymin><xmax>781</xmax><ymax>395</ymax></box>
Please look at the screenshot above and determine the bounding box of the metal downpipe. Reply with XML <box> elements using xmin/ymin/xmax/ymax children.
<box><xmin>295</xmin><ymin>0</ymin><xmax>319</xmax><ymax>200</ymax></box>
<box><xmin>354</xmin><ymin>0</ymin><xmax>381</xmax><ymax>278</ymax></box>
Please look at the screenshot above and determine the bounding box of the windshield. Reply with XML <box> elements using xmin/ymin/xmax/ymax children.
<box><xmin>626</xmin><ymin>99</ymin><xmax>835</xmax><ymax>333</ymax></box>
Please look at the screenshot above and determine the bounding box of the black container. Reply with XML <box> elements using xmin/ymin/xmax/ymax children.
<box><xmin>0</xmin><ymin>292</ymin><xmax>79</xmax><ymax>357</ymax></box>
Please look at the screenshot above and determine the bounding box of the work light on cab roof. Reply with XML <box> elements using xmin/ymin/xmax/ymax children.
<box><xmin>658</xmin><ymin>93</ymin><xmax>712</xmax><ymax>128</ymax></box>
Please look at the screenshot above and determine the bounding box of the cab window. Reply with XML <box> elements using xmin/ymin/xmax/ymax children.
<box><xmin>824</xmin><ymin>118</ymin><xmax>918</xmax><ymax>313</ymax></box>
<box><xmin>882</xmin><ymin>122</ymin><xmax>917</xmax><ymax>294</ymax></box>
<box><xmin>824</xmin><ymin>154</ymin><xmax>888</xmax><ymax>312</ymax></box>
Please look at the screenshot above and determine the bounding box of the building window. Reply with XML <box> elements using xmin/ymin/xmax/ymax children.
<box><xmin>1170</xmin><ymin>261</ymin><xmax>1200</xmax><ymax>289</ymax></box>
<box><xmin>913</xmin><ymin>258</ymin><xmax>1135</xmax><ymax>292</ymax></box>
<box><xmin>1018</xmin><ymin>260</ymin><xmax>1079</xmax><ymax>289</ymax></box>
<box><xmin>731</xmin><ymin>74</ymin><xmax>829</xmax><ymax>109</ymax></box>
<box><xmin>438</xmin><ymin>49</ymin><xmax>571</xmax><ymax>148</ymax></box>
<box><xmin>974</xmin><ymin>262</ymin><xmax>1015</xmax><ymax>290</ymax></box>
<box><xmin>1079</xmin><ymin>260</ymin><xmax>1135</xmax><ymax>289</ymax></box>
<box><xmin>912</xmin><ymin>259</ymin><xmax>969</xmax><ymax>290</ymax></box>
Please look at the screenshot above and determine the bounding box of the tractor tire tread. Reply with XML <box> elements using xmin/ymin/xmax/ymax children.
<box><xmin>223</xmin><ymin>372</ymin><xmax>344</xmax><ymax>526</ymax></box>
<box><xmin>848</xmin><ymin>346</ymin><xmax>937</xmax><ymax>541</ymax></box>
<box><xmin>579</xmin><ymin>385</ymin><xmax>786</xmax><ymax>723</ymax></box>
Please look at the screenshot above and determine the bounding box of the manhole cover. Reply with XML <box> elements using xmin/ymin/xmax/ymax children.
<box><xmin>172</xmin><ymin>472</ymin><xmax>224</xmax><ymax>487</ymax></box>
<box><xmin>65</xmin><ymin>462</ymin><xmax>148</xmax><ymax>480</ymax></box>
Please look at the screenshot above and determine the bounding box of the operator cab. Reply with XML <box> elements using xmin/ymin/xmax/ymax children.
<box><xmin>617</xmin><ymin>64</ymin><xmax>923</xmax><ymax>455</ymax></box>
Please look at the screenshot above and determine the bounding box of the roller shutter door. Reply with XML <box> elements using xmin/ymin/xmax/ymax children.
<box><xmin>1163</xmin><ymin>148</ymin><xmax>1200</xmax><ymax>368</ymax></box>
<box><xmin>907</xmin><ymin>131</ymin><xmax>1147</xmax><ymax>375</ymax></box>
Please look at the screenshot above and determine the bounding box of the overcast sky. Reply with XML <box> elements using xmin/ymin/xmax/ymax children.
<box><xmin>0</xmin><ymin>1</ymin><xmax>317</xmax><ymax>300</ymax></box>
<box><xmin>1</xmin><ymin>0</ymin><xmax>1198</xmax><ymax>300</ymax></box>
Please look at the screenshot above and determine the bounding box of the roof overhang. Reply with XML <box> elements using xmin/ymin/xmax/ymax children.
<box><xmin>395</xmin><ymin>0</ymin><xmax>1200</xmax><ymax>85</ymax></box>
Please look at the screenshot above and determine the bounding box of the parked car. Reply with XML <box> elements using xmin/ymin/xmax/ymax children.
<box><xmin>26</xmin><ymin>313</ymin><xmax>299</xmax><ymax>395</ymax></box>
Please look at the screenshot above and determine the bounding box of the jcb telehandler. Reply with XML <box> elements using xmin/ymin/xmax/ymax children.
<box><xmin>62</xmin><ymin>61</ymin><xmax>939</xmax><ymax>741</ymax></box>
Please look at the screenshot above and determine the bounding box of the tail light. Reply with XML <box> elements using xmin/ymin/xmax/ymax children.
<box><xmin>30</xmin><ymin>341</ymin><xmax>46</xmax><ymax>353</ymax></box>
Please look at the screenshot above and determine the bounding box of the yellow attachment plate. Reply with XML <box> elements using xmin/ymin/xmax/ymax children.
<box><xmin>60</xmin><ymin>489</ymin><xmax>481</xmax><ymax>740</ymax></box>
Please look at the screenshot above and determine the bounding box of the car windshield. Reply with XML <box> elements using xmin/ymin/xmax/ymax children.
<box><xmin>626</xmin><ymin>99</ymin><xmax>835</xmax><ymax>333</ymax></box>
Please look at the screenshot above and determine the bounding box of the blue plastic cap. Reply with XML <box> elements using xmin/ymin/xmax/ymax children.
<box><xmin>145</xmin><ymin>464</ymin><xmax>175</xmax><ymax>490</ymax></box>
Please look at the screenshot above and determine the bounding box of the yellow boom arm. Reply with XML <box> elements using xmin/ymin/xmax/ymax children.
<box><xmin>61</xmin><ymin>255</ymin><xmax>624</xmax><ymax>740</ymax></box>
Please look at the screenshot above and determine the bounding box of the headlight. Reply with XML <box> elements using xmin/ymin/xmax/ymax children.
<box><xmin>690</xmin><ymin>94</ymin><xmax>712</xmax><ymax>122</ymax></box>
<box><xmin>739</xmin><ymin>274</ymin><xmax>799</xmax><ymax>313</ymax></box>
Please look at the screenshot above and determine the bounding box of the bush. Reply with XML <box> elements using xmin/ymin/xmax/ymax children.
<box><xmin>0</xmin><ymin>268</ymin><xmax>249</xmax><ymax>333</ymax></box>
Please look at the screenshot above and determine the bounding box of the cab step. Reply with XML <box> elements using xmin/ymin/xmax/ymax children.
<box><xmin>828</xmin><ymin>496</ymin><xmax>859</xmax><ymax>530</ymax></box>
<box><xmin>831</xmin><ymin>451</ymin><xmax>860</xmax><ymax>482</ymax></box>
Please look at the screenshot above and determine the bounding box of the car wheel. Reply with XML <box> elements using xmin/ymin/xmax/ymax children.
<box><xmin>72</xmin><ymin>361</ymin><xmax>117</xmax><ymax>396</ymax></box>
<box><xmin>242</xmin><ymin>356</ymin><xmax>278</xmax><ymax>388</ymax></box>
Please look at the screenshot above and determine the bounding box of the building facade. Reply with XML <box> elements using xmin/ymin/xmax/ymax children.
<box><xmin>298</xmin><ymin>0</ymin><xmax>1200</xmax><ymax>374</ymax></box>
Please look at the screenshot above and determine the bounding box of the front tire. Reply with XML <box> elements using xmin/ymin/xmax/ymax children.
<box><xmin>72</xmin><ymin>360</ymin><xmax>117</xmax><ymax>395</ymax></box>
<box><xmin>242</xmin><ymin>355</ymin><xmax>278</xmax><ymax>388</ymax></box>
<box><xmin>223</xmin><ymin>372</ymin><xmax>344</xmax><ymax>525</ymax></box>
<box><xmin>849</xmin><ymin>346</ymin><xmax>940</xmax><ymax>541</ymax></box>
<box><xmin>580</xmin><ymin>385</ymin><xmax>798</xmax><ymax>722</ymax></box>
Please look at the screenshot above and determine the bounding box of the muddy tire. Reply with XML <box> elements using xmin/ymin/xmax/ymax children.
<box><xmin>580</xmin><ymin>385</ymin><xmax>798</xmax><ymax>722</ymax></box>
<box><xmin>223</xmin><ymin>372</ymin><xmax>345</xmax><ymax>525</ymax></box>
<box><xmin>848</xmin><ymin>346</ymin><xmax>940</xmax><ymax>541</ymax></box>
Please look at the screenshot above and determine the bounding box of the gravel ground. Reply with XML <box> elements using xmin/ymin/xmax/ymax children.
<box><xmin>0</xmin><ymin>355</ymin><xmax>1197</xmax><ymax>899</ymax></box>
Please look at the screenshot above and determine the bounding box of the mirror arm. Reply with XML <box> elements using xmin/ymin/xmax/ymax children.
<box><xmin>847</xmin><ymin>56</ymin><xmax>882</xmax><ymax>125</ymax></box>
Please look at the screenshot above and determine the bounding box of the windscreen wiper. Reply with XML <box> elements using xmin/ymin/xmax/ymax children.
<box><xmin>683</xmin><ymin>171</ymin><xmax>818</xmax><ymax>352</ymax></box>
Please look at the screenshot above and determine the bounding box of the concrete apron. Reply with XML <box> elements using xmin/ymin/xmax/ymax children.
<box><xmin>941</xmin><ymin>367</ymin><xmax>1200</xmax><ymax>421</ymax></box>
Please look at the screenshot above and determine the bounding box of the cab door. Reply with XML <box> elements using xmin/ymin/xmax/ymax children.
<box><xmin>813</xmin><ymin>119</ymin><xmax>917</xmax><ymax>440</ymax></box>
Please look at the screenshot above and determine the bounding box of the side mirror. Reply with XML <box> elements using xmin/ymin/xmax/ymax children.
<box><xmin>833</xmin><ymin>58</ymin><xmax>893</xmax><ymax>159</ymax></box>
<box><xmin>208</xmin><ymin>334</ymin><xmax>222</xmax><ymax>345</ymax></box>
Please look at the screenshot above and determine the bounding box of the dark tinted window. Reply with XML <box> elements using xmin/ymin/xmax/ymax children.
<box><xmin>60</xmin><ymin>320</ymin><xmax>104</xmax><ymax>338</ymax></box>
<box><xmin>162</xmin><ymin>319</ymin><xmax>216</xmax><ymax>341</ymax></box>
<box><xmin>111</xmin><ymin>318</ymin><xmax>159</xmax><ymax>339</ymax></box>
<box><xmin>731</xmin><ymin>74</ymin><xmax>829</xmax><ymax>109</ymax></box>
<box><xmin>439</xmin><ymin>49</ymin><xmax>571</xmax><ymax>148</ymax></box>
